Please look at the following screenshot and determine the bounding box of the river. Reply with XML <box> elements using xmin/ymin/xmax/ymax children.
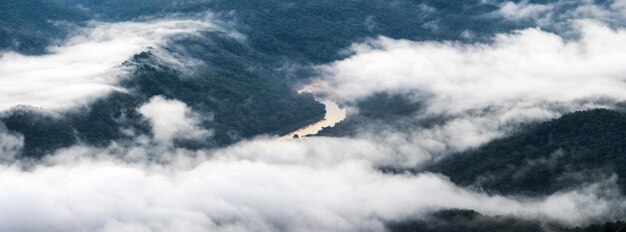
<box><xmin>280</xmin><ymin>89</ymin><xmax>347</xmax><ymax>139</ymax></box>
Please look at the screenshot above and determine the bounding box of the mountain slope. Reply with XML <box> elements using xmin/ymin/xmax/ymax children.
<box><xmin>0</xmin><ymin>0</ymin><xmax>86</xmax><ymax>54</ymax></box>
<box><xmin>0</xmin><ymin>32</ymin><xmax>326</xmax><ymax>158</ymax></box>
<box><xmin>388</xmin><ymin>209</ymin><xmax>626</xmax><ymax>232</ymax></box>
<box><xmin>47</xmin><ymin>0</ymin><xmax>519</xmax><ymax>63</ymax></box>
<box><xmin>430</xmin><ymin>109</ymin><xmax>626</xmax><ymax>195</ymax></box>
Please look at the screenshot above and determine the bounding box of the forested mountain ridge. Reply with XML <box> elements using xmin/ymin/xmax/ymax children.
<box><xmin>431</xmin><ymin>109</ymin><xmax>626</xmax><ymax>196</ymax></box>
<box><xmin>0</xmin><ymin>0</ymin><xmax>86</xmax><ymax>54</ymax></box>
<box><xmin>2</xmin><ymin>0</ymin><xmax>626</xmax><ymax>231</ymax></box>
<box><xmin>0</xmin><ymin>0</ymin><xmax>524</xmax><ymax>158</ymax></box>
<box><xmin>1</xmin><ymin>43</ymin><xmax>326</xmax><ymax>158</ymax></box>
<box><xmin>387</xmin><ymin>209</ymin><xmax>626</xmax><ymax>232</ymax></box>
<box><xmin>6</xmin><ymin>0</ymin><xmax>523</xmax><ymax>62</ymax></box>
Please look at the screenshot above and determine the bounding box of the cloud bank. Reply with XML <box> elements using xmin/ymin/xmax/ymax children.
<box><xmin>498</xmin><ymin>1</ymin><xmax>555</xmax><ymax>20</ymax></box>
<box><xmin>321</xmin><ymin>21</ymin><xmax>626</xmax><ymax>110</ymax></box>
<box><xmin>493</xmin><ymin>0</ymin><xmax>626</xmax><ymax>29</ymax></box>
<box><xmin>312</xmin><ymin>19</ymin><xmax>626</xmax><ymax>165</ymax></box>
<box><xmin>0</xmin><ymin>139</ymin><xmax>623</xmax><ymax>232</ymax></box>
<box><xmin>0</xmin><ymin>15</ymin><xmax>218</xmax><ymax>112</ymax></box>
<box><xmin>0</xmin><ymin>123</ymin><xmax>23</xmax><ymax>162</ymax></box>
<box><xmin>2</xmin><ymin>1</ymin><xmax>626</xmax><ymax>232</ymax></box>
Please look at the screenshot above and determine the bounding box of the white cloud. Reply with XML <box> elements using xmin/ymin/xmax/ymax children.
<box><xmin>0</xmin><ymin>143</ymin><xmax>621</xmax><ymax>232</ymax></box>
<box><xmin>311</xmin><ymin>21</ymin><xmax>626</xmax><ymax>164</ymax></box>
<box><xmin>498</xmin><ymin>1</ymin><xmax>554</xmax><ymax>20</ymax></box>
<box><xmin>2</xmin><ymin>2</ymin><xmax>626</xmax><ymax>231</ymax></box>
<box><xmin>493</xmin><ymin>0</ymin><xmax>626</xmax><ymax>29</ymax></box>
<box><xmin>0</xmin><ymin>15</ymin><xmax>219</xmax><ymax>112</ymax></box>
<box><xmin>614</xmin><ymin>0</ymin><xmax>626</xmax><ymax>11</ymax></box>
<box><xmin>0</xmin><ymin>124</ymin><xmax>23</xmax><ymax>162</ymax></box>
<box><xmin>321</xmin><ymin>21</ymin><xmax>626</xmax><ymax>110</ymax></box>
<box><xmin>138</xmin><ymin>96</ymin><xmax>212</xmax><ymax>145</ymax></box>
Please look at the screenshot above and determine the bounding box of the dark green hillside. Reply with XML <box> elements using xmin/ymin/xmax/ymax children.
<box><xmin>0</xmin><ymin>32</ymin><xmax>325</xmax><ymax>158</ymax></box>
<box><xmin>388</xmin><ymin>209</ymin><xmax>548</xmax><ymax>232</ymax></box>
<box><xmin>1</xmin><ymin>107</ymin><xmax>77</xmax><ymax>157</ymax></box>
<box><xmin>122</xmin><ymin>34</ymin><xmax>326</xmax><ymax>145</ymax></box>
<box><xmin>210</xmin><ymin>0</ymin><xmax>508</xmax><ymax>63</ymax></box>
<box><xmin>431</xmin><ymin>109</ymin><xmax>626</xmax><ymax>196</ymax></box>
<box><xmin>317</xmin><ymin>93</ymin><xmax>426</xmax><ymax>137</ymax></box>
<box><xmin>1</xmin><ymin>93</ymin><xmax>152</xmax><ymax>158</ymax></box>
<box><xmin>387</xmin><ymin>209</ymin><xmax>626</xmax><ymax>232</ymax></box>
<box><xmin>48</xmin><ymin>0</ymin><xmax>521</xmax><ymax>63</ymax></box>
<box><xmin>0</xmin><ymin>0</ymin><xmax>86</xmax><ymax>54</ymax></box>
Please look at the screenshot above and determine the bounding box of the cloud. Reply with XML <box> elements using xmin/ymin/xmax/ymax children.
<box><xmin>2</xmin><ymin>2</ymin><xmax>626</xmax><ymax>231</ymax></box>
<box><xmin>138</xmin><ymin>96</ymin><xmax>212</xmax><ymax>145</ymax></box>
<box><xmin>492</xmin><ymin>0</ymin><xmax>626</xmax><ymax>29</ymax></box>
<box><xmin>321</xmin><ymin>21</ymin><xmax>626</xmax><ymax>110</ymax></box>
<box><xmin>0</xmin><ymin>123</ymin><xmax>23</xmax><ymax>162</ymax></box>
<box><xmin>0</xmin><ymin>141</ymin><xmax>622</xmax><ymax>232</ymax></box>
<box><xmin>311</xmin><ymin>20</ymin><xmax>626</xmax><ymax>164</ymax></box>
<box><xmin>498</xmin><ymin>1</ymin><xmax>555</xmax><ymax>20</ymax></box>
<box><xmin>0</xmin><ymin>14</ymin><xmax>219</xmax><ymax>112</ymax></box>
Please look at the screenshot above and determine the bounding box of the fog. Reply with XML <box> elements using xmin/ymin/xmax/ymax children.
<box><xmin>0</xmin><ymin>14</ymin><xmax>218</xmax><ymax>112</ymax></box>
<box><xmin>1</xmin><ymin>1</ymin><xmax>626</xmax><ymax>232</ymax></box>
<box><xmin>0</xmin><ymin>138</ymin><xmax>622</xmax><ymax>232</ymax></box>
<box><xmin>314</xmin><ymin>19</ymin><xmax>626</xmax><ymax>164</ymax></box>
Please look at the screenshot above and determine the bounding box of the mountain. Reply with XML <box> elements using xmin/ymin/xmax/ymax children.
<box><xmin>387</xmin><ymin>209</ymin><xmax>626</xmax><ymax>232</ymax></box>
<box><xmin>47</xmin><ymin>0</ymin><xmax>519</xmax><ymax>63</ymax></box>
<box><xmin>430</xmin><ymin>109</ymin><xmax>626</xmax><ymax>196</ymax></box>
<box><xmin>1</xmin><ymin>34</ymin><xmax>326</xmax><ymax>158</ymax></box>
<box><xmin>0</xmin><ymin>0</ymin><xmax>522</xmax><ymax>158</ymax></box>
<box><xmin>0</xmin><ymin>0</ymin><xmax>86</xmax><ymax>54</ymax></box>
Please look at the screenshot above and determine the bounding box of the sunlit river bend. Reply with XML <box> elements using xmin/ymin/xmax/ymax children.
<box><xmin>280</xmin><ymin>92</ymin><xmax>347</xmax><ymax>139</ymax></box>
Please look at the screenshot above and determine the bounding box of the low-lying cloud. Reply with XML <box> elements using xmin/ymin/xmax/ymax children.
<box><xmin>0</xmin><ymin>139</ymin><xmax>622</xmax><ymax>232</ymax></box>
<box><xmin>0</xmin><ymin>14</ymin><xmax>218</xmax><ymax>112</ymax></box>
<box><xmin>492</xmin><ymin>0</ymin><xmax>626</xmax><ymax>29</ymax></box>
<box><xmin>313</xmin><ymin>19</ymin><xmax>626</xmax><ymax>165</ymax></box>
<box><xmin>0</xmin><ymin>123</ymin><xmax>23</xmax><ymax>162</ymax></box>
<box><xmin>2</xmin><ymin>1</ymin><xmax>626</xmax><ymax>231</ymax></box>
<box><xmin>498</xmin><ymin>0</ymin><xmax>555</xmax><ymax>20</ymax></box>
<box><xmin>139</xmin><ymin>96</ymin><xmax>213</xmax><ymax>146</ymax></box>
<box><xmin>321</xmin><ymin>21</ymin><xmax>626</xmax><ymax>110</ymax></box>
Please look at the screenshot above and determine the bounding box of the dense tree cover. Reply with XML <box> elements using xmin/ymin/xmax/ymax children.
<box><xmin>123</xmin><ymin>34</ymin><xmax>326</xmax><ymax>145</ymax></box>
<box><xmin>0</xmin><ymin>0</ymin><xmax>86</xmax><ymax>54</ymax></box>
<box><xmin>318</xmin><ymin>93</ymin><xmax>426</xmax><ymax>137</ymax></box>
<box><xmin>0</xmin><ymin>0</ymin><xmax>564</xmax><ymax>156</ymax></box>
<box><xmin>45</xmin><ymin>0</ymin><xmax>521</xmax><ymax>63</ymax></box>
<box><xmin>1</xmin><ymin>107</ymin><xmax>78</xmax><ymax>157</ymax></box>
<box><xmin>0</xmin><ymin>31</ymin><xmax>325</xmax><ymax>158</ymax></box>
<box><xmin>0</xmin><ymin>0</ymin><xmax>519</xmax><ymax>157</ymax></box>
<box><xmin>208</xmin><ymin>0</ymin><xmax>511</xmax><ymax>63</ymax></box>
<box><xmin>387</xmin><ymin>209</ymin><xmax>626</xmax><ymax>232</ymax></box>
<box><xmin>430</xmin><ymin>109</ymin><xmax>626</xmax><ymax>196</ymax></box>
<box><xmin>2</xmin><ymin>0</ymin><xmax>626</xmax><ymax>230</ymax></box>
<box><xmin>567</xmin><ymin>221</ymin><xmax>626</xmax><ymax>232</ymax></box>
<box><xmin>30</xmin><ymin>0</ymin><xmax>619</xmax><ymax>64</ymax></box>
<box><xmin>1</xmin><ymin>93</ymin><xmax>152</xmax><ymax>158</ymax></box>
<box><xmin>387</xmin><ymin>209</ymin><xmax>548</xmax><ymax>232</ymax></box>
